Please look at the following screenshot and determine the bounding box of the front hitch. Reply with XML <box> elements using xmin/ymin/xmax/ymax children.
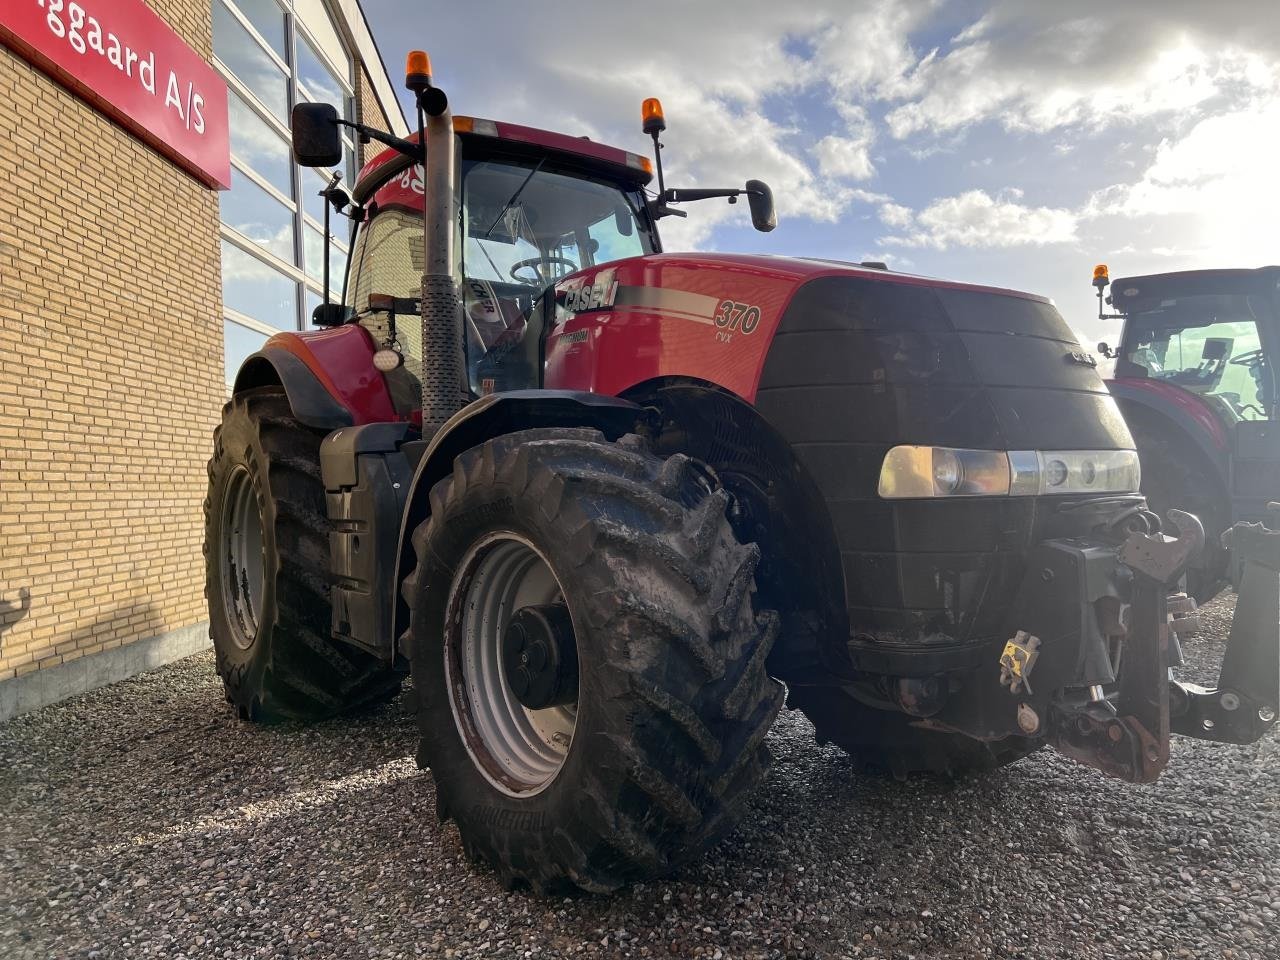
<box><xmin>1049</xmin><ymin>508</ymin><xmax>1279</xmax><ymax>783</ymax></box>
<box><xmin>1168</xmin><ymin>508</ymin><xmax>1280</xmax><ymax>744</ymax></box>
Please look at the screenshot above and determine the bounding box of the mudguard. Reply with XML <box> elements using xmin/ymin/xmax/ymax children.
<box><xmin>389</xmin><ymin>390</ymin><xmax>646</xmax><ymax>647</ymax></box>
<box><xmin>232</xmin><ymin>326</ymin><xmax>399</xmax><ymax>429</ymax></box>
<box><xmin>1108</xmin><ymin>378</ymin><xmax>1231</xmax><ymax>484</ymax></box>
<box><xmin>235</xmin><ymin>348</ymin><xmax>353</xmax><ymax>429</ymax></box>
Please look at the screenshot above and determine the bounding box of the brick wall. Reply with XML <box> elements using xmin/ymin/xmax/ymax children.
<box><xmin>357</xmin><ymin>65</ymin><xmax>393</xmax><ymax>165</ymax></box>
<box><xmin>0</xmin><ymin>0</ymin><xmax>222</xmax><ymax>683</ymax></box>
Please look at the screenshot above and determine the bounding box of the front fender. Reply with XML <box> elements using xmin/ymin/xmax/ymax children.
<box><xmin>389</xmin><ymin>390</ymin><xmax>646</xmax><ymax>647</ymax></box>
<box><xmin>1108</xmin><ymin>377</ymin><xmax>1231</xmax><ymax>484</ymax></box>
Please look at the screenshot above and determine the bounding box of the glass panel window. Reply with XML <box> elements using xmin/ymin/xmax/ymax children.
<box><xmin>224</xmin><ymin>320</ymin><xmax>269</xmax><ymax>384</ymax></box>
<box><xmin>294</xmin><ymin>0</ymin><xmax>348</xmax><ymax>83</ymax></box>
<box><xmin>586</xmin><ymin>207</ymin><xmax>646</xmax><ymax>266</ymax></box>
<box><xmin>302</xmin><ymin>171</ymin><xmax>352</xmax><ymax>241</ymax></box>
<box><xmin>222</xmin><ymin>239</ymin><xmax>299</xmax><ymax>330</ymax></box>
<box><xmin>305</xmin><ymin>287</ymin><xmax>323</xmax><ymax>328</ymax></box>
<box><xmin>1123</xmin><ymin>295</ymin><xmax>1272</xmax><ymax>421</ymax></box>
<box><xmin>302</xmin><ymin>171</ymin><xmax>329</xmax><ymax>226</ymax></box>
<box><xmin>216</xmin><ymin>0</ymin><xmax>358</xmax><ymax>342</ymax></box>
<box><xmin>213</xmin><ymin>1</ymin><xmax>289</xmax><ymax>120</ymax></box>
<box><xmin>221</xmin><ymin>172</ymin><xmax>295</xmax><ymax>263</ymax></box>
<box><xmin>304</xmin><ymin>224</ymin><xmax>349</xmax><ymax>291</ymax></box>
<box><xmin>224</xmin><ymin>0</ymin><xmax>286</xmax><ymax>60</ymax></box>
<box><xmin>297</xmin><ymin>36</ymin><xmax>348</xmax><ymax>118</ymax></box>
<box><xmin>227</xmin><ymin>92</ymin><xmax>293</xmax><ymax>196</ymax></box>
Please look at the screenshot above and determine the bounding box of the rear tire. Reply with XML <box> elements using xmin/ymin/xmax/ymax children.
<box><xmin>402</xmin><ymin>428</ymin><xmax>783</xmax><ymax>893</ymax></box>
<box><xmin>789</xmin><ymin>685</ymin><xmax>1040</xmax><ymax>779</ymax></box>
<box><xmin>204</xmin><ymin>387</ymin><xmax>399</xmax><ymax>721</ymax></box>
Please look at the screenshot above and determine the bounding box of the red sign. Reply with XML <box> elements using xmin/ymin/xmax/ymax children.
<box><xmin>0</xmin><ymin>0</ymin><xmax>230</xmax><ymax>189</ymax></box>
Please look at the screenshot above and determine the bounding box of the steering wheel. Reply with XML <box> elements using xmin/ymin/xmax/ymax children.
<box><xmin>1230</xmin><ymin>348</ymin><xmax>1265</xmax><ymax>367</ymax></box>
<box><xmin>509</xmin><ymin>256</ymin><xmax>577</xmax><ymax>284</ymax></box>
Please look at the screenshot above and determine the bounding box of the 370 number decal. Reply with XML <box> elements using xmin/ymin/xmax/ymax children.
<box><xmin>714</xmin><ymin>300</ymin><xmax>762</xmax><ymax>335</ymax></box>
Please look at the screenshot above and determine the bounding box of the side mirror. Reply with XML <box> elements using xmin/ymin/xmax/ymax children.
<box><xmin>292</xmin><ymin>102</ymin><xmax>342</xmax><ymax>168</ymax></box>
<box><xmin>311</xmin><ymin>303</ymin><xmax>353</xmax><ymax>327</ymax></box>
<box><xmin>1097</xmin><ymin>341</ymin><xmax>1114</xmax><ymax>359</ymax></box>
<box><xmin>745</xmin><ymin>179</ymin><xmax>776</xmax><ymax>232</ymax></box>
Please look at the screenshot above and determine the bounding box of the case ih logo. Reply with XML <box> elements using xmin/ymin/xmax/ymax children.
<box><xmin>0</xmin><ymin>0</ymin><xmax>230</xmax><ymax>189</ymax></box>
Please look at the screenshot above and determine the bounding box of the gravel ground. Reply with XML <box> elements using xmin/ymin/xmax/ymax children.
<box><xmin>1</xmin><ymin>594</ymin><xmax>1277</xmax><ymax>960</ymax></box>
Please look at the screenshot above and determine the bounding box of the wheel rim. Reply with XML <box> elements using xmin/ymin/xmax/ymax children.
<box><xmin>444</xmin><ymin>532</ymin><xmax>579</xmax><ymax>797</ymax></box>
<box><xmin>221</xmin><ymin>465</ymin><xmax>265</xmax><ymax>651</ymax></box>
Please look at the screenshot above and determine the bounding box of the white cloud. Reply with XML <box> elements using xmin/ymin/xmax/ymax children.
<box><xmin>374</xmin><ymin>2</ymin><xmax>939</xmax><ymax>250</ymax></box>
<box><xmin>812</xmin><ymin>134</ymin><xmax>875</xmax><ymax>180</ymax></box>
<box><xmin>878</xmin><ymin>202</ymin><xmax>914</xmax><ymax>228</ymax></box>
<box><xmin>1085</xmin><ymin>94</ymin><xmax>1280</xmax><ymax>264</ymax></box>
<box><xmin>874</xmin><ymin>2</ymin><xmax>1280</xmax><ymax>139</ymax></box>
<box><xmin>882</xmin><ymin>190</ymin><xmax>1078</xmax><ymax>249</ymax></box>
<box><xmin>370</xmin><ymin>0</ymin><xmax>1280</xmax><ymax>267</ymax></box>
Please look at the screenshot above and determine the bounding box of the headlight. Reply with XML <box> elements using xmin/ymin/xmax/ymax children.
<box><xmin>878</xmin><ymin>446</ymin><xmax>1140</xmax><ymax>499</ymax></box>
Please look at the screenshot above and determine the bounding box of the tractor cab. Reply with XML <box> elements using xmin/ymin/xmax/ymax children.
<box><xmin>1095</xmin><ymin>265</ymin><xmax>1280</xmax><ymax>598</ymax></box>
<box><xmin>1098</xmin><ymin>268</ymin><xmax>1280</xmax><ymax>423</ymax></box>
<box><xmin>340</xmin><ymin>119</ymin><xmax>661</xmax><ymax>410</ymax></box>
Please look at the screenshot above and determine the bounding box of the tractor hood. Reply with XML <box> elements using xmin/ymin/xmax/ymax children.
<box><xmin>545</xmin><ymin>251</ymin><xmax>1136</xmax><ymax>649</ymax></box>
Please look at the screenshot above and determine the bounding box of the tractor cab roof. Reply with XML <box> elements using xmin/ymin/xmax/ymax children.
<box><xmin>1110</xmin><ymin>266</ymin><xmax>1280</xmax><ymax>316</ymax></box>
<box><xmin>353</xmin><ymin>117</ymin><xmax>654</xmax><ymax>205</ymax></box>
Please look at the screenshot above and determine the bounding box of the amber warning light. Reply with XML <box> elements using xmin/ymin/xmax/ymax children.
<box><xmin>405</xmin><ymin>50</ymin><xmax>432</xmax><ymax>92</ymax></box>
<box><xmin>1093</xmin><ymin>263</ymin><xmax>1110</xmax><ymax>288</ymax></box>
<box><xmin>642</xmin><ymin>97</ymin><xmax>666</xmax><ymax>135</ymax></box>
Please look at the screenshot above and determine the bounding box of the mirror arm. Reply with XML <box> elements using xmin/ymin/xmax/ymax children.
<box><xmin>1095</xmin><ymin>284</ymin><xmax>1126</xmax><ymax>322</ymax></box>
<box><xmin>654</xmin><ymin>186</ymin><xmax>742</xmax><ymax>219</ymax></box>
<box><xmin>334</xmin><ymin>119</ymin><xmax>424</xmax><ymax>164</ymax></box>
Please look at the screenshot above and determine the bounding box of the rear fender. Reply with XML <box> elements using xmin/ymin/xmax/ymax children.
<box><xmin>232</xmin><ymin>326</ymin><xmax>399</xmax><ymax>428</ymax></box>
<box><xmin>389</xmin><ymin>391</ymin><xmax>646</xmax><ymax>648</ymax></box>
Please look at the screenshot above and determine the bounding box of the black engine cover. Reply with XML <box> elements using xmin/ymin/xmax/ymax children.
<box><xmin>754</xmin><ymin>275</ymin><xmax>1134</xmax><ymax>650</ymax></box>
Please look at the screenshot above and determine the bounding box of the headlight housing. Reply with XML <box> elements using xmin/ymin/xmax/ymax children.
<box><xmin>878</xmin><ymin>446</ymin><xmax>1140</xmax><ymax>499</ymax></box>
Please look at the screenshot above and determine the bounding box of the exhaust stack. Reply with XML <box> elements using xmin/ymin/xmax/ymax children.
<box><xmin>406</xmin><ymin>52</ymin><xmax>463</xmax><ymax>437</ymax></box>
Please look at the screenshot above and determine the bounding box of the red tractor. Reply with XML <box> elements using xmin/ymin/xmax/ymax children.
<box><xmin>1094</xmin><ymin>264</ymin><xmax>1280</xmax><ymax>601</ymax></box>
<box><xmin>206</xmin><ymin>53</ymin><xmax>1280</xmax><ymax>893</ymax></box>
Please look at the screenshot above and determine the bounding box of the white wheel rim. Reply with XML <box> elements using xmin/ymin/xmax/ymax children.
<box><xmin>221</xmin><ymin>465</ymin><xmax>265</xmax><ymax>651</ymax></box>
<box><xmin>444</xmin><ymin>532</ymin><xmax>579</xmax><ymax>796</ymax></box>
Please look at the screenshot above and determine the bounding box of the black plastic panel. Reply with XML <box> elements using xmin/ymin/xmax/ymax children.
<box><xmin>755</xmin><ymin>274</ymin><xmax>1133</xmax><ymax>652</ymax></box>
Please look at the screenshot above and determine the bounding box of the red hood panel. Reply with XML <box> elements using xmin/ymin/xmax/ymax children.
<box><xmin>544</xmin><ymin>254</ymin><xmax>1051</xmax><ymax>403</ymax></box>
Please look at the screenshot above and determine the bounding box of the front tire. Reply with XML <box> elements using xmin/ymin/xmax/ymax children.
<box><xmin>204</xmin><ymin>388</ymin><xmax>398</xmax><ymax>721</ymax></box>
<box><xmin>403</xmin><ymin>428</ymin><xmax>783</xmax><ymax>893</ymax></box>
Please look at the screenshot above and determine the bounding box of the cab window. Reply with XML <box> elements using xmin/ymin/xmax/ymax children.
<box><xmin>1121</xmin><ymin>294</ymin><xmax>1273</xmax><ymax>421</ymax></box>
<box><xmin>459</xmin><ymin>157</ymin><xmax>652</xmax><ymax>393</ymax></box>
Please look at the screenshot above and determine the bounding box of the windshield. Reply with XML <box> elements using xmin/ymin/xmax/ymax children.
<box><xmin>343</xmin><ymin>156</ymin><xmax>652</xmax><ymax>405</ymax></box>
<box><xmin>1119</xmin><ymin>293</ymin><xmax>1274</xmax><ymax>421</ymax></box>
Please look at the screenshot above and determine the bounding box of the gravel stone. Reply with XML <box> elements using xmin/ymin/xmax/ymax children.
<box><xmin>1</xmin><ymin>593</ymin><xmax>1276</xmax><ymax>958</ymax></box>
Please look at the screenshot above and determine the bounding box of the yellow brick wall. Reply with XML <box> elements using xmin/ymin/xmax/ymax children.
<box><xmin>0</xmin><ymin>0</ymin><xmax>222</xmax><ymax>681</ymax></box>
<box><xmin>357</xmin><ymin>65</ymin><xmax>394</xmax><ymax>165</ymax></box>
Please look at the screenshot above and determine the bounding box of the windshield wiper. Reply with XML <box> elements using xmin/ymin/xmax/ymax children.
<box><xmin>483</xmin><ymin>159</ymin><xmax>545</xmax><ymax>240</ymax></box>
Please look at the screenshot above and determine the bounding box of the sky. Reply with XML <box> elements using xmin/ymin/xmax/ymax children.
<box><xmin>365</xmin><ymin>0</ymin><xmax>1280</xmax><ymax>349</ymax></box>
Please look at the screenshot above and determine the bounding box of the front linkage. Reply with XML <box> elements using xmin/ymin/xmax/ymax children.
<box><xmin>913</xmin><ymin>505</ymin><xmax>1279</xmax><ymax>783</ymax></box>
<box><xmin>1048</xmin><ymin>506</ymin><xmax>1279</xmax><ymax>783</ymax></box>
